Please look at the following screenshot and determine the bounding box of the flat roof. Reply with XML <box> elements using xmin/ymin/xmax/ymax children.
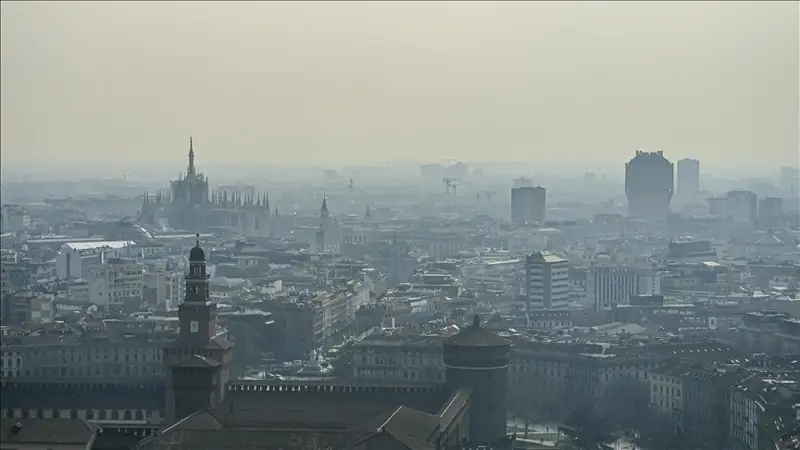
<box><xmin>63</xmin><ymin>241</ymin><xmax>135</xmax><ymax>251</ymax></box>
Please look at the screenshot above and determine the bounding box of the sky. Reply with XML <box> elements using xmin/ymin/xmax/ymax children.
<box><xmin>1</xmin><ymin>1</ymin><xmax>798</xmax><ymax>176</ymax></box>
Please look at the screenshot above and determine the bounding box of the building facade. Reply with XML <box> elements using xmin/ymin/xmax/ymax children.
<box><xmin>525</xmin><ymin>251</ymin><xmax>569</xmax><ymax>310</ymax></box>
<box><xmin>676</xmin><ymin>158</ymin><xmax>700</xmax><ymax>202</ymax></box>
<box><xmin>511</xmin><ymin>186</ymin><xmax>546</xmax><ymax>226</ymax></box>
<box><xmin>586</xmin><ymin>266</ymin><xmax>662</xmax><ymax>310</ymax></box>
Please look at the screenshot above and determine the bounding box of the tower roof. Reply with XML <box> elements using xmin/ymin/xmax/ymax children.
<box><xmin>444</xmin><ymin>315</ymin><xmax>510</xmax><ymax>347</ymax></box>
<box><xmin>189</xmin><ymin>234</ymin><xmax>205</xmax><ymax>262</ymax></box>
<box><xmin>320</xmin><ymin>195</ymin><xmax>329</xmax><ymax>216</ymax></box>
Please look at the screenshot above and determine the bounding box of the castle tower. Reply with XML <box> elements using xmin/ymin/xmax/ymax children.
<box><xmin>164</xmin><ymin>235</ymin><xmax>233</xmax><ymax>423</ymax></box>
<box><xmin>443</xmin><ymin>315</ymin><xmax>510</xmax><ymax>447</ymax></box>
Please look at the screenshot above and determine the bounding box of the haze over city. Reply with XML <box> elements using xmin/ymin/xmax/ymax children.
<box><xmin>1</xmin><ymin>1</ymin><xmax>798</xmax><ymax>178</ymax></box>
<box><xmin>1</xmin><ymin>3</ymin><xmax>800</xmax><ymax>450</ymax></box>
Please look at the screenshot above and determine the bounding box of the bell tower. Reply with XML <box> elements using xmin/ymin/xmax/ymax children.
<box><xmin>164</xmin><ymin>235</ymin><xmax>233</xmax><ymax>423</ymax></box>
<box><xmin>178</xmin><ymin>235</ymin><xmax>216</xmax><ymax>343</ymax></box>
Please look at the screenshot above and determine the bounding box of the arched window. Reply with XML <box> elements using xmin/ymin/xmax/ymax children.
<box><xmin>134</xmin><ymin>410</ymin><xmax>144</xmax><ymax>421</ymax></box>
<box><xmin>123</xmin><ymin>410</ymin><xmax>132</xmax><ymax>421</ymax></box>
<box><xmin>99</xmin><ymin>410</ymin><xmax>107</xmax><ymax>420</ymax></box>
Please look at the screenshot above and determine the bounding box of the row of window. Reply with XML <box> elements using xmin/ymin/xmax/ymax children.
<box><xmin>5</xmin><ymin>408</ymin><xmax>154</xmax><ymax>421</ymax></box>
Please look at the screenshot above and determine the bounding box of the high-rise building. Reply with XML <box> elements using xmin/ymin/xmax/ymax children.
<box><xmin>625</xmin><ymin>150</ymin><xmax>674</xmax><ymax>219</ymax></box>
<box><xmin>511</xmin><ymin>186</ymin><xmax>546</xmax><ymax>225</ymax></box>
<box><xmin>525</xmin><ymin>251</ymin><xmax>569</xmax><ymax>310</ymax></box>
<box><xmin>759</xmin><ymin>197</ymin><xmax>784</xmax><ymax>228</ymax></box>
<box><xmin>586</xmin><ymin>266</ymin><xmax>662</xmax><ymax>310</ymax></box>
<box><xmin>676</xmin><ymin>158</ymin><xmax>700</xmax><ymax>201</ymax></box>
<box><xmin>725</xmin><ymin>190</ymin><xmax>759</xmax><ymax>223</ymax></box>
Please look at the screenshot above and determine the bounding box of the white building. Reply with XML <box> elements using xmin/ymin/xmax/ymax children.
<box><xmin>587</xmin><ymin>266</ymin><xmax>662</xmax><ymax>310</ymax></box>
<box><xmin>56</xmin><ymin>241</ymin><xmax>136</xmax><ymax>279</ymax></box>
<box><xmin>525</xmin><ymin>251</ymin><xmax>569</xmax><ymax>310</ymax></box>
<box><xmin>87</xmin><ymin>257</ymin><xmax>144</xmax><ymax>311</ymax></box>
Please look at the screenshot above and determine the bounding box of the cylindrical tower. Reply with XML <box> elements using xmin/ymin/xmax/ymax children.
<box><xmin>443</xmin><ymin>315</ymin><xmax>511</xmax><ymax>447</ymax></box>
<box><xmin>625</xmin><ymin>150</ymin><xmax>674</xmax><ymax>219</ymax></box>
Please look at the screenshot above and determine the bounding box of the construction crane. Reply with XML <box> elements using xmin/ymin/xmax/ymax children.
<box><xmin>442</xmin><ymin>178</ymin><xmax>461</xmax><ymax>196</ymax></box>
<box><xmin>443</xmin><ymin>178</ymin><xmax>453</xmax><ymax>194</ymax></box>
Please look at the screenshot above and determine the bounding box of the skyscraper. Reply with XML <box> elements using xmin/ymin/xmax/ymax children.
<box><xmin>676</xmin><ymin>158</ymin><xmax>700</xmax><ymax>201</ymax></box>
<box><xmin>511</xmin><ymin>186</ymin><xmax>546</xmax><ymax>225</ymax></box>
<box><xmin>625</xmin><ymin>150</ymin><xmax>674</xmax><ymax>219</ymax></box>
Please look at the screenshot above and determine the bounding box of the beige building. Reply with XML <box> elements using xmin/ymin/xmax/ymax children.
<box><xmin>87</xmin><ymin>257</ymin><xmax>143</xmax><ymax>312</ymax></box>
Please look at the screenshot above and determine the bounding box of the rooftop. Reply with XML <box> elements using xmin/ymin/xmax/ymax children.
<box><xmin>444</xmin><ymin>315</ymin><xmax>510</xmax><ymax>347</ymax></box>
<box><xmin>0</xmin><ymin>418</ymin><xmax>98</xmax><ymax>445</ymax></box>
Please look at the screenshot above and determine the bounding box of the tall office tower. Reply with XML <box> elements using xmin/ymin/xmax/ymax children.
<box><xmin>511</xmin><ymin>186</ymin><xmax>546</xmax><ymax>225</ymax></box>
<box><xmin>676</xmin><ymin>158</ymin><xmax>700</xmax><ymax>202</ymax></box>
<box><xmin>625</xmin><ymin>150</ymin><xmax>674</xmax><ymax>219</ymax></box>
<box><xmin>525</xmin><ymin>251</ymin><xmax>569</xmax><ymax>310</ymax></box>
<box><xmin>758</xmin><ymin>197</ymin><xmax>784</xmax><ymax>228</ymax></box>
<box><xmin>725</xmin><ymin>190</ymin><xmax>759</xmax><ymax>223</ymax></box>
<box><xmin>586</xmin><ymin>266</ymin><xmax>662</xmax><ymax>310</ymax></box>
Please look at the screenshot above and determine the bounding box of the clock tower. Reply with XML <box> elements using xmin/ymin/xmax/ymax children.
<box><xmin>178</xmin><ymin>236</ymin><xmax>216</xmax><ymax>343</ymax></box>
<box><xmin>164</xmin><ymin>235</ymin><xmax>233</xmax><ymax>423</ymax></box>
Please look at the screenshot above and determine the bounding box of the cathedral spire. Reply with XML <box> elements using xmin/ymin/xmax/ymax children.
<box><xmin>320</xmin><ymin>194</ymin><xmax>329</xmax><ymax>219</ymax></box>
<box><xmin>365</xmin><ymin>204</ymin><xmax>372</xmax><ymax>220</ymax></box>
<box><xmin>188</xmin><ymin>137</ymin><xmax>196</xmax><ymax>176</ymax></box>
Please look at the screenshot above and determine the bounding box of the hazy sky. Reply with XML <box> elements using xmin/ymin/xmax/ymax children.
<box><xmin>1</xmin><ymin>1</ymin><xmax>798</xmax><ymax>174</ymax></box>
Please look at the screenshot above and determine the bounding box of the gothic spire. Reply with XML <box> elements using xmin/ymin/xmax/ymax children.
<box><xmin>320</xmin><ymin>194</ymin><xmax>329</xmax><ymax>219</ymax></box>
<box><xmin>188</xmin><ymin>137</ymin><xmax>195</xmax><ymax>176</ymax></box>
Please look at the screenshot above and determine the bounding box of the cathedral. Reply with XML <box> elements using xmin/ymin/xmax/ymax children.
<box><xmin>138</xmin><ymin>138</ymin><xmax>271</xmax><ymax>236</ymax></box>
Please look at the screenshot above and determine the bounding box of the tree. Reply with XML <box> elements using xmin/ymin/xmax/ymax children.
<box><xmin>558</xmin><ymin>408</ymin><xmax>615</xmax><ymax>450</ymax></box>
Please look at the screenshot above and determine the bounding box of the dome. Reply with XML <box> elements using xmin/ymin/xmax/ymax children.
<box><xmin>189</xmin><ymin>234</ymin><xmax>205</xmax><ymax>261</ymax></box>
